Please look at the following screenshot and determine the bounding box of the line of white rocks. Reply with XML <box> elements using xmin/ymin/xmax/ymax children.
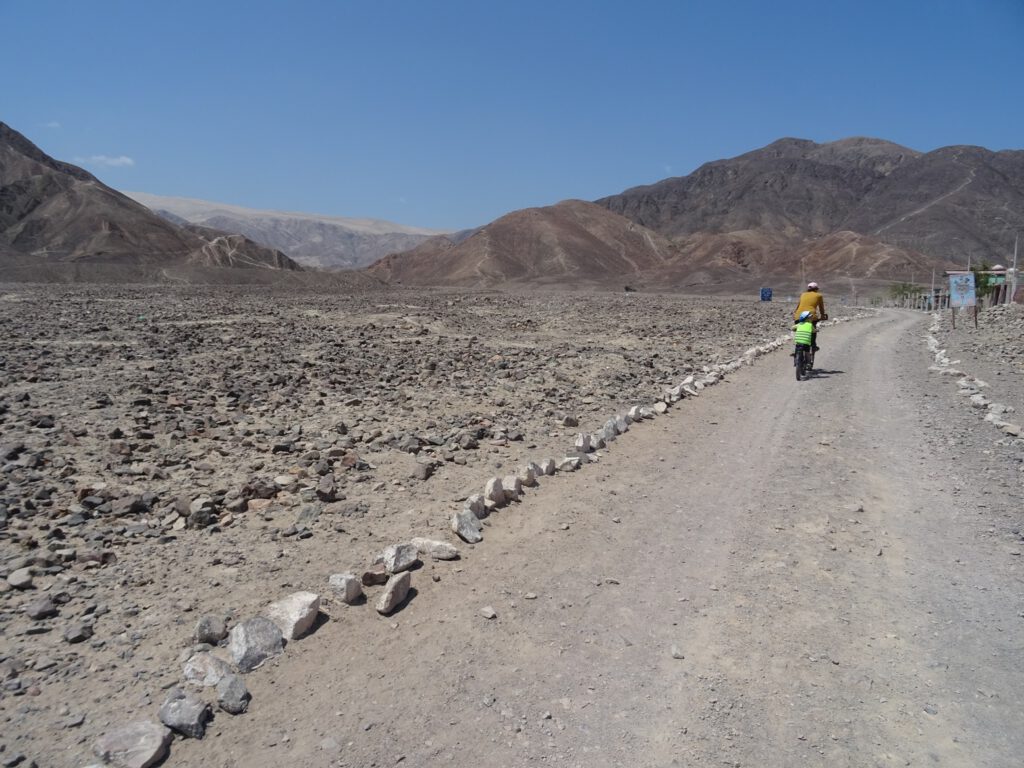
<box><xmin>87</xmin><ymin>539</ymin><xmax>451</xmax><ymax>768</ymax></box>
<box><xmin>925</xmin><ymin>313</ymin><xmax>1022</xmax><ymax>440</ymax></box>
<box><xmin>86</xmin><ymin>312</ymin><xmax>870</xmax><ymax>768</ymax></box>
<box><xmin>448</xmin><ymin>313</ymin><xmax>869</xmax><ymax>544</ymax></box>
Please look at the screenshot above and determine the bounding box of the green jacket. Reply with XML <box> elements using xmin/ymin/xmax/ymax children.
<box><xmin>793</xmin><ymin>320</ymin><xmax>814</xmax><ymax>346</ymax></box>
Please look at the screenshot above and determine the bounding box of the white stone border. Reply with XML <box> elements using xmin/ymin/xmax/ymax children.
<box><xmin>925</xmin><ymin>312</ymin><xmax>1022</xmax><ymax>439</ymax></box>
<box><xmin>448</xmin><ymin>311</ymin><xmax>873</xmax><ymax>544</ymax></box>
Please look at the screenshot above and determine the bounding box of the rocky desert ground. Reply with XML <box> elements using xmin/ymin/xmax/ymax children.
<box><xmin>3</xmin><ymin>285</ymin><xmax>1023</xmax><ymax>768</ymax></box>
<box><xmin>1</xmin><ymin>284</ymin><xmax>820</xmax><ymax>767</ymax></box>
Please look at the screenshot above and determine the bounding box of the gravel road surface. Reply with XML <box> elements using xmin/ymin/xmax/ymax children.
<box><xmin>164</xmin><ymin>310</ymin><xmax>1024</xmax><ymax>768</ymax></box>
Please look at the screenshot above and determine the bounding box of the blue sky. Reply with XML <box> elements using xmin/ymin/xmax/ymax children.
<box><xmin>3</xmin><ymin>0</ymin><xmax>1022</xmax><ymax>230</ymax></box>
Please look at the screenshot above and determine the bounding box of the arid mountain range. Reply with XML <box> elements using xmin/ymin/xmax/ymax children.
<box><xmin>125</xmin><ymin>192</ymin><xmax>449</xmax><ymax>270</ymax></box>
<box><xmin>2</xmin><ymin>120</ymin><xmax>1021</xmax><ymax>290</ymax></box>
<box><xmin>377</xmin><ymin>137</ymin><xmax>1023</xmax><ymax>290</ymax></box>
<box><xmin>369</xmin><ymin>200</ymin><xmax>677</xmax><ymax>286</ymax></box>
<box><xmin>600</xmin><ymin>137</ymin><xmax>1023</xmax><ymax>272</ymax></box>
<box><xmin>0</xmin><ymin>122</ymin><xmax>301</xmax><ymax>281</ymax></box>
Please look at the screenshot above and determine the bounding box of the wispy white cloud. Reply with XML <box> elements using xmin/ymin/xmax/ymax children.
<box><xmin>74</xmin><ymin>154</ymin><xmax>136</xmax><ymax>168</ymax></box>
<box><xmin>663</xmin><ymin>164</ymin><xmax>673</xmax><ymax>174</ymax></box>
<box><xmin>42</xmin><ymin>120</ymin><xmax>61</xmax><ymax>129</ymax></box>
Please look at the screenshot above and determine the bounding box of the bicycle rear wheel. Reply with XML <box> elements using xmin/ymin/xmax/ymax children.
<box><xmin>795</xmin><ymin>348</ymin><xmax>805</xmax><ymax>381</ymax></box>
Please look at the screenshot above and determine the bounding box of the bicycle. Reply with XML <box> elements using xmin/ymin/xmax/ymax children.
<box><xmin>792</xmin><ymin>313</ymin><xmax>824</xmax><ymax>381</ymax></box>
<box><xmin>794</xmin><ymin>342</ymin><xmax>814</xmax><ymax>380</ymax></box>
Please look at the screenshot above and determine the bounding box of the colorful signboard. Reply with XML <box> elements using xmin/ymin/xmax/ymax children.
<box><xmin>949</xmin><ymin>273</ymin><xmax>976</xmax><ymax>308</ymax></box>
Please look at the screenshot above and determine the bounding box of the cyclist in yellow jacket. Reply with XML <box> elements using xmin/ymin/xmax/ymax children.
<box><xmin>794</xmin><ymin>281</ymin><xmax>827</xmax><ymax>351</ymax></box>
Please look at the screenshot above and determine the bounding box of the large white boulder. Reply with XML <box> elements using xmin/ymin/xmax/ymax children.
<box><xmin>264</xmin><ymin>592</ymin><xmax>320</xmax><ymax>641</ymax></box>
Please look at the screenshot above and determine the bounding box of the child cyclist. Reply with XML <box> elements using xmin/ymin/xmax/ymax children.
<box><xmin>793</xmin><ymin>311</ymin><xmax>815</xmax><ymax>347</ymax></box>
<box><xmin>791</xmin><ymin>311</ymin><xmax>817</xmax><ymax>371</ymax></box>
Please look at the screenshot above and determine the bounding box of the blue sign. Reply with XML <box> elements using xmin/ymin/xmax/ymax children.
<box><xmin>949</xmin><ymin>273</ymin><xmax>976</xmax><ymax>308</ymax></box>
<box><xmin>760</xmin><ymin>287</ymin><xmax>773</xmax><ymax>302</ymax></box>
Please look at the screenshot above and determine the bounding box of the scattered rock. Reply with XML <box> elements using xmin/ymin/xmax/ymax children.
<box><xmin>484</xmin><ymin>477</ymin><xmax>505</xmax><ymax>505</ymax></box>
<box><xmin>480</xmin><ymin>606</ymin><xmax>497</xmax><ymax>619</ymax></box>
<box><xmin>93</xmin><ymin>720</ymin><xmax>171</xmax><ymax>768</ymax></box>
<box><xmin>158</xmin><ymin>687</ymin><xmax>211</xmax><ymax>739</ymax></box>
<box><xmin>376</xmin><ymin>571</ymin><xmax>412</xmax><ymax>615</ymax></box>
<box><xmin>501</xmin><ymin>474</ymin><xmax>523</xmax><ymax>502</ymax></box>
<box><xmin>228</xmin><ymin>617</ymin><xmax>284</xmax><ymax>672</ymax></box>
<box><xmin>361</xmin><ymin>563</ymin><xmax>389</xmax><ymax>586</ymax></box>
<box><xmin>452</xmin><ymin>508</ymin><xmax>483</xmax><ymax>543</ymax></box>
<box><xmin>63</xmin><ymin>621</ymin><xmax>93</xmax><ymax>644</ymax></box>
<box><xmin>216</xmin><ymin>673</ymin><xmax>251</xmax><ymax>715</ymax></box>
<box><xmin>328</xmin><ymin>573</ymin><xmax>363</xmax><ymax>604</ymax></box>
<box><xmin>465</xmin><ymin>493</ymin><xmax>487</xmax><ymax>519</ymax></box>
<box><xmin>316</xmin><ymin>475</ymin><xmax>339</xmax><ymax>502</ymax></box>
<box><xmin>410</xmin><ymin>537</ymin><xmax>459</xmax><ymax>560</ymax></box>
<box><xmin>24</xmin><ymin>596</ymin><xmax>57</xmax><ymax>620</ymax></box>
<box><xmin>264</xmin><ymin>592</ymin><xmax>320</xmax><ymax>640</ymax></box>
<box><xmin>193</xmin><ymin>615</ymin><xmax>228</xmax><ymax>645</ymax></box>
<box><xmin>182</xmin><ymin>652</ymin><xmax>233</xmax><ymax>687</ymax></box>
<box><xmin>7</xmin><ymin>568</ymin><xmax>34</xmax><ymax>590</ymax></box>
<box><xmin>557</xmin><ymin>456</ymin><xmax>582</xmax><ymax>472</ymax></box>
<box><xmin>379</xmin><ymin>543</ymin><xmax>420</xmax><ymax>574</ymax></box>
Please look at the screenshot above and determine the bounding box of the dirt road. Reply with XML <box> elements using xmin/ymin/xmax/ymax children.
<box><xmin>177</xmin><ymin>310</ymin><xmax>1024</xmax><ymax>768</ymax></box>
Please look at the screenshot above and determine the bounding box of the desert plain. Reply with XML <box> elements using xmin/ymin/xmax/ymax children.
<box><xmin>2</xmin><ymin>284</ymin><xmax>1023</xmax><ymax>768</ymax></box>
<box><xmin>0</xmin><ymin>284</ymin><xmax>799</xmax><ymax>765</ymax></box>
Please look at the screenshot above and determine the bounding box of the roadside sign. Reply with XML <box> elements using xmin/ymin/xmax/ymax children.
<box><xmin>949</xmin><ymin>273</ymin><xmax>976</xmax><ymax>308</ymax></box>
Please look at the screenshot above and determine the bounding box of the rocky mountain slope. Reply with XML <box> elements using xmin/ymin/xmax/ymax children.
<box><xmin>373</xmin><ymin>136</ymin><xmax>1018</xmax><ymax>290</ymax></box>
<box><xmin>0</xmin><ymin>122</ymin><xmax>302</xmax><ymax>279</ymax></box>
<box><xmin>600</xmin><ymin>138</ymin><xmax>919</xmax><ymax>237</ymax></box>
<box><xmin>598</xmin><ymin>137</ymin><xmax>1023</xmax><ymax>277</ymax></box>
<box><xmin>368</xmin><ymin>200</ymin><xmax>677</xmax><ymax>286</ymax></box>
<box><xmin>126</xmin><ymin>192</ymin><xmax>447</xmax><ymax>270</ymax></box>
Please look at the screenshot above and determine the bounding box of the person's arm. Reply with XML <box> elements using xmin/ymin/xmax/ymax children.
<box><xmin>817</xmin><ymin>294</ymin><xmax>826</xmax><ymax>319</ymax></box>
